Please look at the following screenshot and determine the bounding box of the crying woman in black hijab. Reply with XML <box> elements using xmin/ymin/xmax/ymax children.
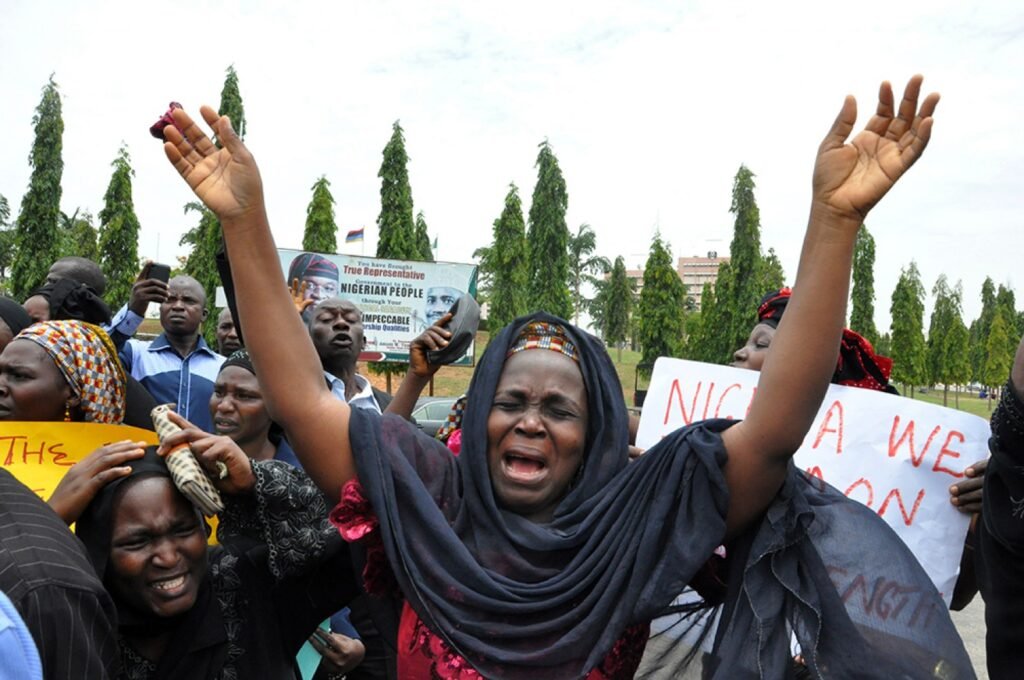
<box><xmin>56</xmin><ymin>412</ymin><xmax>359</xmax><ymax>680</ymax></box>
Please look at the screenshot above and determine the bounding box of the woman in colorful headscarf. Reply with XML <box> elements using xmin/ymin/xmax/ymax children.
<box><xmin>0</xmin><ymin>320</ymin><xmax>127</xmax><ymax>424</ymax></box>
<box><xmin>158</xmin><ymin>78</ymin><xmax>972</xmax><ymax>677</ymax></box>
<box><xmin>0</xmin><ymin>319</ymin><xmax>149</xmax><ymax>522</ymax></box>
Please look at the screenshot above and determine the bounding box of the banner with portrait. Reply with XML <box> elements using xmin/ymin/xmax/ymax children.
<box><xmin>278</xmin><ymin>248</ymin><xmax>478</xmax><ymax>365</ymax></box>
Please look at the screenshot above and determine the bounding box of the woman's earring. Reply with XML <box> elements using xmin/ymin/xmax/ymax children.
<box><xmin>63</xmin><ymin>404</ymin><xmax>71</xmax><ymax>422</ymax></box>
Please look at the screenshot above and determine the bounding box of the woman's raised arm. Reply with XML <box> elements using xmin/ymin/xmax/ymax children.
<box><xmin>163</xmin><ymin>106</ymin><xmax>354</xmax><ymax>501</ymax></box>
<box><xmin>721</xmin><ymin>76</ymin><xmax>939</xmax><ymax>536</ymax></box>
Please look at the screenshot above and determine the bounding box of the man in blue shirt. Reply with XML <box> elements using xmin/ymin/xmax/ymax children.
<box><xmin>0</xmin><ymin>591</ymin><xmax>42</xmax><ymax>680</ymax></box>
<box><xmin>119</xmin><ymin>275</ymin><xmax>224</xmax><ymax>432</ymax></box>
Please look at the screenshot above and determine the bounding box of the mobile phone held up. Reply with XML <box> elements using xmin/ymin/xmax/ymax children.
<box><xmin>149</xmin><ymin>263</ymin><xmax>172</xmax><ymax>284</ymax></box>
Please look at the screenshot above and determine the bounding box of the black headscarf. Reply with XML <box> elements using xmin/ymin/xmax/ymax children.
<box><xmin>29</xmin><ymin>278</ymin><xmax>112</xmax><ymax>325</ymax></box>
<box><xmin>349</xmin><ymin>312</ymin><xmax>731</xmax><ymax>678</ymax></box>
<box><xmin>348</xmin><ymin>311</ymin><xmax>973</xmax><ymax>679</ymax></box>
<box><xmin>0</xmin><ymin>297</ymin><xmax>31</xmax><ymax>338</ymax></box>
<box><xmin>78</xmin><ymin>449</ymin><xmax>232</xmax><ymax>677</ymax></box>
<box><xmin>76</xmin><ymin>448</ymin><xmax>214</xmax><ymax>636</ymax></box>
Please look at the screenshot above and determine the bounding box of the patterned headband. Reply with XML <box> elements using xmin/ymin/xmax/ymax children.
<box><xmin>16</xmin><ymin>320</ymin><xmax>126</xmax><ymax>424</ymax></box>
<box><xmin>506</xmin><ymin>321</ymin><xmax>580</xmax><ymax>363</ymax></box>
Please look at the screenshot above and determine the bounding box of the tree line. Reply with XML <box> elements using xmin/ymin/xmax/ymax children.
<box><xmin>4</xmin><ymin>72</ymin><xmax>1018</xmax><ymax>405</ymax></box>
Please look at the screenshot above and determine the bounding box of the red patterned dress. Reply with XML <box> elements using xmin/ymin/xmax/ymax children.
<box><xmin>331</xmin><ymin>480</ymin><xmax>649</xmax><ymax>679</ymax></box>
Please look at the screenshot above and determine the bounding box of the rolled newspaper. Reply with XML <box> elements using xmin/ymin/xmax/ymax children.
<box><xmin>151</xmin><ymin>404</ymin><xmax>225</xmax><ymax>515</ymax></box>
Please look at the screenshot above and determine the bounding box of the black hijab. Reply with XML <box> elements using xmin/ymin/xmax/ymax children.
<box><xmin>348</xmin><ymin>312</ymin><xmax>731</xmax><ymax>678</ymax></box>
<box><xmin>0</xmin><ymin>297</ymin><xmax>31</xmax><ymax>337</ymax></box>
<box><xmin>29</xmin><ymin>278</ymin><xmax>112</xmax><ymax>325</ymax></box>
<box><xmin>76</xmin><ymin>448</ymin><xmax>220</xmax><ymax>668</ymax></box>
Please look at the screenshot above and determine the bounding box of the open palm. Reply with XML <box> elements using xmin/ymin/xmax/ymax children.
<box><xmin>814</xmin><ymin>76</ymin><xmax>939</xmax><ymax>219</ymax></box>
<box><xmin>163</xmin><ymin>106</ymin><xmax>264</xmax><ymax>221</ymax></box>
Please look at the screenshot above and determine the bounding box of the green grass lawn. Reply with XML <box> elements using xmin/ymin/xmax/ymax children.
<box><xmin>896</xmin><ymin>386</ymin><xmax>995</xmax><ymax>419</ymax></box>
<box><xmin>367</xmin><ymin>334</ymin><xmax>646</xmax><ymax>406</ymax></box>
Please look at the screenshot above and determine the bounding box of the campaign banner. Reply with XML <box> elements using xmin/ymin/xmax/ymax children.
<box><xmin>0</xmin><ymin>422</ymin><xmax>159</xmax><ymax>500</ymax></box>
<box><xmin>279</xmin><ymin>248</ymin><xmax>478</xmax><ymax>365</ymax></box>
<box><xmin>636</xmin><ymin>357</ymin><xmax>985</xmax><ymax>603</ymax></box>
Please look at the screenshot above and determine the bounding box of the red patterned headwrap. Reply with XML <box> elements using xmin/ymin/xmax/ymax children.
<box><xmin>756</xmin><ymin>288</ymin><xmax>896</xmax><ymax>394</ymax></box>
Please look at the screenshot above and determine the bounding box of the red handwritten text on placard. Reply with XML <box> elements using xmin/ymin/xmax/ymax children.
<box><xmin>0</xmin><ymin>436</ymin><xmax>70</xmax><ymax>467</ymax></box>
<box><xmin>888</xmin><ymin>417</ymin><xmax>965</xmax><ymax>479</ymax></box>
<box><xmin>818</xmin><ymin>472</ymin><xmax>927</xmax><ymax>526</ymax></box>
<box><xmin>663</xmin><ymin>379</ymin><xmax>757</xmax><ymax>426</ymax></box>
<box><xmin>812</xmin><ymin>400</ymin><xmax>845</xmax><ymax>454</ymax></box>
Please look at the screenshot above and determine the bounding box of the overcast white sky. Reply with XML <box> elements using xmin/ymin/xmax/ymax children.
<box><xmin>2</xmin><ymin>0</ymin><xmax>1022</xmax><ymax>330</ymax></box>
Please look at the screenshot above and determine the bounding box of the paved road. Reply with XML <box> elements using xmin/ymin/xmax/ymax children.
<box><xmin>953</xmin><ymin>598</ymin><xmax>986</xmax><ymax>678</ymax></box>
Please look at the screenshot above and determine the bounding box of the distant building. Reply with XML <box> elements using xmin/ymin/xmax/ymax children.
<box><xmin>677</xmin><ymin>252</ymin><xmax>729</xmax><ymax>309</ymax></box>
<box><xmin>623</xmin><ymin>251</ymin><xmax>730</xmax><ymax>310</ymax></box>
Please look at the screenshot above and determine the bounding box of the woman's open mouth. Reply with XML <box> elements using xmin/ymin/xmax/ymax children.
<box><xmin>150</xmin><ymin>573</ymin><xmax>189</xmax><ymax>598</ymax></box>
<box><xmin>501</xmin><ymin>451</ymin><xmax>548</xmax><ymax>483</ymax></box>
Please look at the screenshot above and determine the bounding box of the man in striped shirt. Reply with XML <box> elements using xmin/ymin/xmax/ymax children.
<box><xmin>0</xmin><ymin>470</ymin><xmax>118</xmax><ymax>679</ymax></box>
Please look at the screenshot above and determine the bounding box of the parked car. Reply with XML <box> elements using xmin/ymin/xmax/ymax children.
<box><xmin>411</xmin><ymin>396</ymin><xmax>458</xmax><ymax>437</ymax></box>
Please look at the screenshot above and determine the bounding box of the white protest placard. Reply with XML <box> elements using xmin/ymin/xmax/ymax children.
<box><xmin>637</xmin><ymin>357</ymin><xmax>986</xmax><ymax>603</ymax></box>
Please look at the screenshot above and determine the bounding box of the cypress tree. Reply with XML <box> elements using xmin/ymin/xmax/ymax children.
<box><xmin>97</xmin><ymin>146</ymin><xmax>142</xmax><ymax>307</ymax></box>
<box><xmin>850</xmin><ymin>224</ymin><xmax>880</xmax><ymax>344</ymax></box>
<box><xmin>376</xmin><ymin>121</ymin><xmax>417</xmax><ymax>261</ymax></box>
<box><xmin>526</xmin><ymin>141</ymin><xmax>572</xmax><ymax>318</ymax></box>
<box><xmin>12</xmin><ymin>76</ymin><xmax>63</xmax><ymax>299</ymax></box>
<box><xmin>694</xmin><ymin>166</ymin><xmax>767</xmax><ymax>363</ymax></box>
<box><xmin>372</xmin><ymin>121</ymin><xmax>418</xmax><ymax>388</ymax></box>
<box><xmin>178</xmin><ymin>65</ymin><xmax>248</xmax><ymax>341</ymax></box>
<box><xmin>302</xmin><ymin>176</ymin><xmax>338</xmax><ymax>253</ymax></box>
<box><xmin>217</xmin><ymin>65</ymin><xmax>246</xmax><ymax>145</ymax></box>
<box><xmin>996</xmin><ymin>284</ymin><xmax>1019</xmax><ymax>357</ymax></box>
<box><xmin>414</xmin><ymin>211</ymin><xmax>433</xmax><ymax>262</ymax></box>
<box><xmin>969</xmin><ymin>278</ymin><xmax>997</xmax><ymax>383</ymax></box>
<box><xmin>925</xmin><ymin>275</ymin><xmax>962</xmax><ymax>406</ymax></box>
<box><xmin>947</xmin><ymin>316</ymin><xmax>971</xmax><ymax>409</ymax></box>
<box><xmin>720</xmin><ymin>166</ymin><xmax>763</xmax><ymax>353</ymax></box>
<box><xmin>179</xmin><ymin>202</ymin><xmax>221</xmax><ymax>343</ymax></box>
<box><xmin>603</xmin><ymin>255</ymin><xmax>634</xmax><ymax>362</ymax></box>
<box><xmin>889</xmin><ymin>261</ymin><xmax>927</xmax><ymax>396</ymax></box>
<box><xmin>486</xmin><ymin>183</ymin><xmax>529</xmax><ymax>332</ymax></box>
<box><xmin>984</xmin><ymin>313</ymin><xmax>1012</xmax><ymax>408</ymax></box>
<box><xmin>636</xmin><ymin>234</ymin><xmax>686</xmax><ymax>374</ymax></box>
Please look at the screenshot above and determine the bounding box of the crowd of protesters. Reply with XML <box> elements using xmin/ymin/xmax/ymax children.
<box><xmin>0</xmin><ymin>73</ymin><xmax>1020</xmax><ymax>680</ymax></box>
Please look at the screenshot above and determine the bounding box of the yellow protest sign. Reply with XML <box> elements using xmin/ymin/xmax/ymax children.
<box><xmin>0</xmin><ymin>422</ymin><xmax>159</xmax><ymax>500</ymax></box>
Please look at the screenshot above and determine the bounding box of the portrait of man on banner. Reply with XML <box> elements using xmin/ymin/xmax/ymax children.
<box><xmin>288</xmin><ymin>252</ymin><xmax>339</xmax><ymax>306</ymax></box>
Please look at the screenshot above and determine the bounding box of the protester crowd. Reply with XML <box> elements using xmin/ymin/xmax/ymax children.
<box><xmin>0</xmin><ymin>74</ymin><xmax>1019</xmax><ymax>680</ymax></box>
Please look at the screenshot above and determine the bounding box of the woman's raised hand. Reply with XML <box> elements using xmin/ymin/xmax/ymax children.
<box><xmin>163</xmin><ymin>106</ymin><xmax>264</xmax><ymax>223</ymax></box>
<box><xmin>813</xmin><ymin>75</ymin><xmax>939</xmax><ymax>222</ymax></box>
